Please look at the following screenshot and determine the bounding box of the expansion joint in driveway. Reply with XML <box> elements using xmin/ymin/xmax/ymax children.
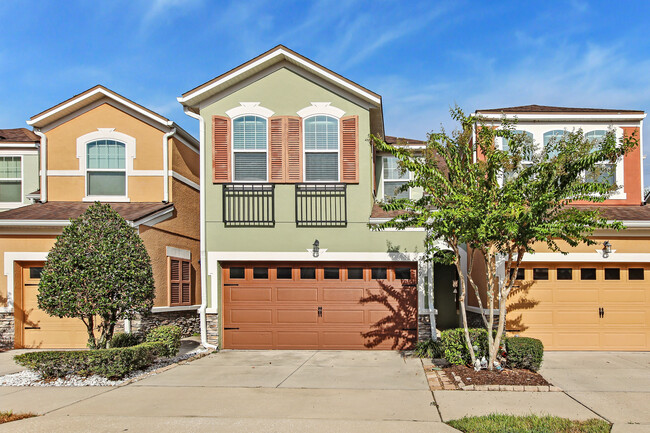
<box><xmin>275</xmin><ymin>351</ymin><xmax>318</xmax><ymax>388</ymax></box>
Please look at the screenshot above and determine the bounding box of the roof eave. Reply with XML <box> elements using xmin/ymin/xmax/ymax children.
<box><xmin>178</xmin><ymin>46</ymin><xmax>382</xmax><ymax>109</ymax></box>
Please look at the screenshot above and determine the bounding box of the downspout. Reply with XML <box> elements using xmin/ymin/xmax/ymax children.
<box><xmin>183</xmin><ymin>107</ymin><xmax>216</xmax><ymax>350</ymax></box>
<box><xmin>33</xmin><ymin>129</ymin><xmax>47</xmax><ymax>202</ymax></box>
<box><xmin>163</xmin><ymin>126</ymin><xmax>176</xmax><ymax>203</ymax></box>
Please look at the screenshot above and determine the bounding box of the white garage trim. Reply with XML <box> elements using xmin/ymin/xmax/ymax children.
<box><xmin>2</xmin><ymin>252</ymin><xmax>48</xmax><ymax>313</ymax></box>
<box><xmin>522</xmin><ymin>252</ymin><xmax>650</xmax><ymax>262</ymax></box>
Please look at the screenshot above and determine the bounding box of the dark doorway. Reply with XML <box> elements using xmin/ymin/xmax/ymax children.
<box><xmin>433</xmin><ymin>261</ymin><xmax>460</xmax><ymax>330</ymax></box>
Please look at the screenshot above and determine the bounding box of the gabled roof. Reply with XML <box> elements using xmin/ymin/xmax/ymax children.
<box><xmin>476</xmin><ymin>104</ymin><xmax>645</xmax><ymax>114</ymax></box>
<box><xmin>0</xmin><ymin>128</ymin><xmax>39</xmax><ymax>143</ymax></box>
<box><xmin>178</xmin><ymin>45</ymin><xmax>382</xmax><ymax>109</ymax></box>
<box><xmin>27</xmin><ymin>85</ymin><xmax>198</xmax><ymax>148</ymax></box>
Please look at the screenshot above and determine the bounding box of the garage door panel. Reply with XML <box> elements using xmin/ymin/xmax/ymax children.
<box><xmin>276</xmin><ymin>331</ymin><xmax>319</xmax><ymax>349</ymax></box>
<box><xmin>555</xmin><ymin>332</ymin><xmax>600</xmax><ymax>349</ymax></box>
<box><xmin>554</xmin><ymin>289</ymin><xmax>599</xmax><ymax>303</ymax></box>
<box><xmin>229</xmin><ymin>287</ymin><xmax>272</xmax><ymax>302</ymax></box>
<box><xmin>277</xmin><ymin>287</ymin><xmax>318</xmax><ymax>301</ymax></box>
<box><xmin>322</xmin><ymin>309</ymin><xmax>364</xmax><ymax>324</ymax></box>
<box><xmin>603</xmin><ymin>310</ymin><xmax>647</xmax><ymax>326</ymax></box>
<box><xmin>555</xmin><ymin>310</ymin><xmax>600</xmax><ymax>326</ymax></box>
<box><xmin>229</xmin><ymin>309</ymin><xmax>273</xmax><ymax>324</ymax></box>
<box><xmin>222</xmin><ymin>262</ymin><xmax>417</xmax><ymax>350</ymax></box>
<box><xmin>322</xmin><ymin>288</ymin><xmax>364</xmax><ymax>301</ymax></box>
<box><xmin>277</xmin><ymin>309</ymin><xmax>318</xmax><ymax>324</ymax></box>
<box><xmin>601</xmin><ymin>332</ymin><xmax>646</xmax><ymax>349</ymax></box>
<box><xmin>225</xmin><ymin>330</ymin><xmax>273</xmax><ymax>348</ymax></box>
<box><xmin>601</xmin><ymin>289</ymin><xmax>646</xmax><ymax>304</ymax></box>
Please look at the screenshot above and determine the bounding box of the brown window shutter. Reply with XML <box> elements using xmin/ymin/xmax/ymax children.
<box><xmin>269</xmin><ymin>117</ymin><xmax>285</xmax><ymax>182</ymax></box>
<box><xmin>340</xmin><ymin>115</ymin><xmax>359</xmax><ymax>183</ymax></box>
<box><xmin>169</xmin><ymin>257</ymin><xmax>192</xmax><ymax>306</ymax></box>
<box><xmin>181</xmin><ymin>260</ymin><xmax>191</xmax><ymax>305</ymax></box>
<box><xmin>212</xmin><ymin>115</ymin><xmax>231</xmax><ymax>183</ymax></box>
<box><xmin>286</xmin><ymin>116</ymin><xmax>302</xmax><ymax>182</ymax></box>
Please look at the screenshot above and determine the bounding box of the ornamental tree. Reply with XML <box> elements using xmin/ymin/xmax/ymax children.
<box><xmin>371</xmin><ymin>106</ymin><xmax>637</xmax><ymax>369</ymax></box>
<box><xmin>38</xmin><ymin>202</ymin><xmax>155</xmax><ymax>349</ymax></box>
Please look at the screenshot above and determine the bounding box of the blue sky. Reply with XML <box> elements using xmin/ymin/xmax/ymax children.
<box><xmin>2</xmin><ymin>0</ymin><xmax>650</xmax><ymax>185</ymax></box>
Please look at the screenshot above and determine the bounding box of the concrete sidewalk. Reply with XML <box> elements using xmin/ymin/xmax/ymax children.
<box><xmin>1</xmin><ymin>350</ymin><xmax>457</xmax><ymax>433</ymax></box>
<box><xmin>541</xmin><ymin>352</ymin><xmax>650</xmax><ymax>433</ymax></box>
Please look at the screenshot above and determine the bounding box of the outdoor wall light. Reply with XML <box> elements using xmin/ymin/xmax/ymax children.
<box><xmin>602</xmin><ymin>241</ymin><xmax>612</xmax><ymax>258</ymax></box>
<box><xmin>312</xmin><ymin>240</ymin><xmax>320</xmax><ymax>258</ymax></box>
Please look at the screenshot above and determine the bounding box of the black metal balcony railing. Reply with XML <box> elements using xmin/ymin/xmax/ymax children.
<box><xmin>295</xmin><ymin>183</ymin><xmax>347</xmax><ymax>227</ymax></box>
<box><xmin>223</xmin><ymin>184</ymin><xmax>275</xmax><ymax>227</ymax></box>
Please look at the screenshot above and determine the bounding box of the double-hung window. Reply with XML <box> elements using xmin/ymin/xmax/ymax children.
<box><xmin>0</xmin><ymin>156</ymin><xmax>22</xmax><ymax>203</ymax></box>
<box><xmin>233</xmin><ymin>115</ymin><xmax>267</xmax><ymax>182</ymax></box>
<box><xmin>585</xmin><ymin>130</ymin><xmax>616</xmax><ymax>186</ymax></box>
<box><xmin>304</xmin><ymin>115</ymin><xmax>339</xmax><ymax>182</ymax></box>
<box><xmin>383</xmin><ymin>156</ymin><xmax>409</xmax><ymax>199</ymax></box>
<box><xmin>86</xmin><ymin>140</ymin><xmax>126</xmax><ymax>196</ymax></box>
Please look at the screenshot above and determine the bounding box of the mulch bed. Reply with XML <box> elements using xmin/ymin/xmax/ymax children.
<box><xmin>0</xmin><ymin>411</ymin><xmax>36</xmax><ymax>424</ymax></box>
<box><xmin>446</xmin><ymin>364</ymin><xmax>550</xmax><ymax>387</ymax></box>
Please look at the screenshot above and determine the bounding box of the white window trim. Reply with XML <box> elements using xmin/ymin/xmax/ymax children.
<box><xmin>381</xmin><ymin>155</ymin><xmax>410</xmax><ymax>200</ymax></box>
<box><xmin>302</xmin><ymin>114</ymin><xmax>340</xmax><ymax>183</ymax></box>
<box><xmin>77</xmin><ymin>129</ymin><xmax>135</xmax><ymax>201</ymax></box>
<box><xmin>0</xmin><ymin>155</ymin><xmax>24</xmax><ymax>207</ymax></box>
<box><xmin>297</xmin><ymin>102</ymin><xmax>345</xmax><ymax>119</ymax></box>
<box><xmin>225</xmin><ymin>102</ymin><xmax>274</xmax><ymax>119</ymax></box>
<box><xmin>230</xmin><ymin>114</ymin><xmax>269</xmax><ymax>183</ymax></box>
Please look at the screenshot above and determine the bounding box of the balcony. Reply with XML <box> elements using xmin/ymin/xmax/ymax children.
<box><xmin>295</xmin><ymin>183</ymin><xmax>347</xmax><ymax>227</ymax></box>
<box><xmin>223</xmin><ymin>184</ymin><xmax>275</xmax><ymax>227</ymax></box>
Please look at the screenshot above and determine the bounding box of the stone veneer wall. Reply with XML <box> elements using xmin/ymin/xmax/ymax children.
<box><xmin>129</xmin><ymin>310</ymin><xmax>200</xmax><ymax>338</ymax></box>
<box><xmin>418</xmin><ymin>314</ymin><xmax>433</xmax><ymax>341</ymax></box>
<box><xmin>206</xmin><ymin>313</ymin><xmax>219</xmax><ymax>346</ymax></box>
<box><xmin>0</xmin><ymin>313</ymin><xmax>14</xmax><ymax>349</ymax></box>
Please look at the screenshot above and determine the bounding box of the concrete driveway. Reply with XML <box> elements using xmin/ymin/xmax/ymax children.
<box><xmin>1</xmin><ymin>350</ymin><xmax>456</xmax><ymax>432</ymax></box>
<box><xmin>540</xmin><ymin>351</ymin><xmax>650</xmax><ymax>433</ymax></box>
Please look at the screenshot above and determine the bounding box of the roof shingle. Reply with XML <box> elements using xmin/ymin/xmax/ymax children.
<box><xmin>0</xmin><ymin>128</ymin><xmax>39</xmax><ymax>143</ymax></box>
<box><xmin>0</xmin><ymin>202</ymin><xmax>173</xmax><ymax>223</ymax></box>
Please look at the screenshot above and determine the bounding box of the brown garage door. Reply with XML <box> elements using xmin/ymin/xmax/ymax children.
<box><xmin>507</xmin><ymin>263</ymin><xmax>650</xmax><ymax>350</ymax></box>
<box><xmin>222</xmin><ymin>262</ymin><xmax>418</xmax><ymax>350</ymax></box>
<box><xmin>14</xmin><ymin>263</ymin><xmax>89</xmax><ymax>349</ymax></box>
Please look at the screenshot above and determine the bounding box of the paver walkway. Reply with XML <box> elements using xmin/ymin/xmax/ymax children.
<box><xmin>1</xmin><ymin>350</ymin><xmax>456</xmax><ymax>432</ymax></box>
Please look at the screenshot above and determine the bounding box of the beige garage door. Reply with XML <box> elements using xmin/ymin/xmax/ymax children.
<box><xmin>222</xmin><ymin>262</ymin><xmax>418</xmax><ymax>350</ymax></box>
<box><xmin>508</xmin><ymin>263</ymin><xmax>650</xmax><ymax>350</ymax></box>
<box><xmin>14</xmin><ymin>263</ymin><xmax>89</xmax><ymax>349</ymax></box>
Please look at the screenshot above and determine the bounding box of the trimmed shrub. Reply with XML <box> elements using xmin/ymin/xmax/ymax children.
<box><xmin>440</xmin><ymin>328</ymin><xmax>489</xmax><ymax>365</ymax></box>
<box><xmin>145</xmin><ymin>325</ymin><xmax>182</xmax><ymax>358</ymax></box>
<box><xmin>506</xmin><ymin>337</ymin><xmax>544</xmax><ymax>371</ymax></box>
<box><xmin>109</xmin><ymin>332</ymin><xmax>142</xmax><ymax>348</ymax></box>
<box><xmin>14</xmin><ymin>342</ymin><xmax>165</xmax><ymax>379</ymax></box>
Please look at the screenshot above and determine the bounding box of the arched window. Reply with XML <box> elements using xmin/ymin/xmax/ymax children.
<box><xmin>585</xmin><ymin>130</ymin><xmax>608</xmax><ymax>144</ymax></box>
<box><xmin>86</xmin><ymin>140</ymin><xmax>126</xmax><ymax>196</ymax></box>
<box><xmin>543</xmin><ymin>130</ymin><xmax>566</xmax><ymax>157</ymax></box>
<box><xmin>304</xmin><ymin>115</ymin><xmax>339</xmax><ymax>181</ymax></box>
<box><xmin>232</xmin><ymin>115</ymin><xmax>267</xmax><ymax>181</ymax></box>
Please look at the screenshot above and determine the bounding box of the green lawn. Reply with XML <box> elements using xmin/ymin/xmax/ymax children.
<box><xmin>447</xmin><ymin>414</ymin><xmax>610</xmax><ymax>433</ymax></box>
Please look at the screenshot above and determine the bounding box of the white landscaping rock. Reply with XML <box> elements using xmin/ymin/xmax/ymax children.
<box><xmin>0</xmin><ymin>346</ymin><xmax>210</xmax><ymax>387</ymax></box>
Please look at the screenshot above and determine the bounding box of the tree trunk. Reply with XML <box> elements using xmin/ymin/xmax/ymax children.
<box><xmin>455</xmin><ymin>260</ymin><xmax>476</xmax><ymax>365</ymax></box>
<box><xmin>82</xmin><ymin>315</ymin><xmax>96</xmax><ymax>349</ymax></box>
